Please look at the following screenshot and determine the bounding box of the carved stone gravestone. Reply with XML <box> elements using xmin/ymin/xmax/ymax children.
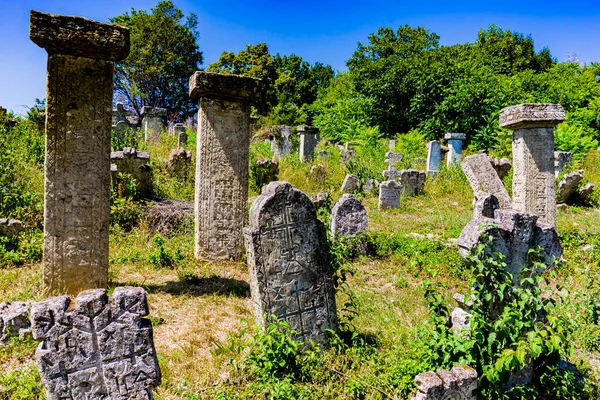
<box><xmin>111</xmin><ymin>148</ymin><xmax>152</xmax><ymax>199</ymax></box>
<box><xmin>378</xmin><ymin>180</ymin><xmax>401</xmax><ymax>210</ymax></box>
<box><xmin>412</xmin><ymin>364</ymin><xmax>477</xmax><ymax>400</ymax></box>
<box><xmin>297</xmin><ymin>125</ymin><xmax>320</xmax><ymax>162</ymax></box>
<box><xmin>426</xmin><ymin>140</ymin><xmax>441</xmax><ymax>176</ymax></box>
<box><xmin>399</xmin><ymin>169</ymin><xmax>426</xmax><ymax>196</ymax></box>
<box><xmin>385</xmin><ymin>151</ymin><xmax>403</xmax><ymax>168</ymax></box>
<box><xmin>0</xmin><ymin>218</ymin><xmax>23</xmax><ymax>238</ymax></box>
<box><xmin>173</xmin><ymin>123</ymin><xmax>187</xmax><ymax>147</ymax></box>
<box><xmin>500</xmin><ymin>103</ymin><xmax>565</xmax><ymax>227</ymax></box>
<box><xmin>382</xmin><ymin>164</ymin><xmax>403</xmax><ymax>181</ymax></box>
<box><xmin>31</xmin><ymin>287</ymin><xmax>161</xmax><ymax>400</ymax></box>
<box><xmin>244</xmin><ymin>182</ymin><xmax>338</xmax><ymax>346</ymax></box>
<box><xmin>0</xmin><ymin>301</ymin><xmax>31</xmax><ymax>344</ymax></box>
<box><xmin>141</xmin><ymin>106</ymin><xmax>166</xmax><ymax>143</ymax></box>
<box><xmin>341</xmin><ymin>174</ymin><xmax>359</xmax><ymax>194</ymax></box>
<box><xmin>340</xmin><ymin>150</ymin><xmax>356</xmax><ymax>164</ymax></box>
<box><xmin>330</xmin><ymin>194</ymin><xmax>368</xmax><ymax>238</ymax></box>
<box><xmin>445</xmin><ymin>133</ymin><xmax>466</xmax><ymax>166</ymax></box>
<box><xmin>462</xmin><ymin>154</ymin><xmax>512</xmax><ymax>209</ymax></box>
<box><xmin>189</xmin><ymin>71</ymin><xmax>261</xmax><ymax>262</ymax></box>
<box><xmin>30</xmin><ymin>10</ymin><xmax>130</xmax><ymax>294</ymax></box>
<box><xmin>489</xmin><ymin>157</ymin><xmax>512</xmax><ymax>180</ymax></box>
<box><xmin>271</xmin><ymin>125</ymin><xmax>292</xmax><ymax>159</ymax></box>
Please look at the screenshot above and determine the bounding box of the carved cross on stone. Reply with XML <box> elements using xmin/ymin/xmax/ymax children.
<box><xmin>382</xmin><ymin>164</ymin><xmax>403</xmax><ymax>181</ymax></box>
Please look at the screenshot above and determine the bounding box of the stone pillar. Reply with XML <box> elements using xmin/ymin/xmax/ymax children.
<box><xmin>445</xmin><ymin>133</ymin><xmax>466</xmax><ymax>166</ymax></box>
<box><xmin>141</xmin><ymin>106</ymin><xmax>166</xmax><ymax>142</ymax></box>
<box><xmin>297</xmin><ymin>125</ymin><xmax>319</xmax><ymax>162</ymax></box>
<box><xmin>500</xmin><ymin>104</ymin><xmax>565</xmax><ymax>227</ymax></box>
<box><xmin>426</xmin><ymin>140</ymin><xmax>441</xmax><ymax>176</ymax></box>
<box><xmin>189</xmin><ymin>71</ymin><xmax>261</xmax><ymax>262</ymax></box>
<box><xmin>174</xmin><ymin>123</ymin><xmax>187</xmax><ymax>147</ymax></box>
<box><xmin>30</xmin><ymin>10</ymin><xmax>129</xmax><ymax>294</ymax></box>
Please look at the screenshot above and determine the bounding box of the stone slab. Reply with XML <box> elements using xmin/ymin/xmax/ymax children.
<box><xmin>379</xmin><ymin>180</ymin><xmax>401</xmax><ymax>210</ymax></box>
<box><xmin>330</xmin><ymin>194</ymin><xmax>368</xmax><ymax>238</ymax></box>
<box><xmin>0</xmin><ymin>302</ymin><xmax>31</xmax><ymax>343</ymax></box>
<box><xmin>499</xmin><ymin>103</ymin><xmax>565</xmax><ymax>130</ymax></box>
<box><xmin>189</xmin><ymin>71</ymin><xmax>261</xmax><ymax>103</ymax></box>
<box><xmin>461</xmin><ymin>154</ymin><xmax>511</xmax><ymax>209</ymax></box>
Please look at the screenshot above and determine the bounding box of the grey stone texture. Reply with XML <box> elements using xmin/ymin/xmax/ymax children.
<box><xmin>399</xmin><ymin>169</ymin><xmax>426</xmax><ymax>196</ymax></box>
<box><xmin>458</xmin><ymin>208</ymin><xmax>562</xmax><ymax>285</ymax></box>
<box><xmin>271</xmin><ymin>125</ymin><xmax>293</xmax><ymax>159</ymax></box>
<box><xmin>445</xmin><ymin>133</ymin><xmax>466</xmax><ymax>166</ymax></box>
<box><xmin>31</xmin><ymin>11</ymin><xmax>130</xmax><ymax>295</ymax></box>
<box><xmin>173</xmin><ymin>123</ymin><xmax>187</xmax><ymax>148</ymax></box>
<box><xmin>579</xmin><ymin>182</ymin><xmax>595</xmax><ymax>203</ymax></box>
<box><xmin>310</xmin><ymin>191</ymin><xmax>329</xmax><ymax>209</ymax></box>
<box><xmin>378</xmin><ymin>180</ymin><xmax>401</xmax><ymax>210</ymax></box>
<box><xmin>489</xmin><ymin>157</ymin><xmax>512</xmax><ymax>180</ymax></box>
<box><xmin>0</xmin><ymin>218</ymin><xmax>24</xmax><ymax>237</ymax></box>
<box><xmin>362</xmin><ymin>179</ymin><xmax>379</xmax><ymax>195</ymax></box>
<box><xmin>501</xmin><ymin>104</ymin><xmax>565</xmax><ymax>227</ymax></box>
<box><xmin>141</xmin><ymin>107</ymin><xmax>166</xmax><ymax>143</ymax></box>
<box><xmin>330</xmin><ymin>194</ymin><xmax>368</xmax><ymax>238</ymax></box>
<box><xmin>341</xmin><ymin>174</ymin><xmax>360</xmax><ymax>194</ymax></box>
<box><xmin>385</xmin><ymin>151</ymin><xmax>404</xmax><ymax>167</ymax></box>
<box><xmin>0</xmin><ymin>301</ymin><xmax>31</xmax><ymax>343</ymax></box>
<box><xmin>340</xmin><ymin>150</ymin><xmax>356</xmax><ymax>164</ymax></box>
<box><xmin>554</xmin><ymin>151</ymin><xmax>573</xmax><ymax>177</ymax></box>
<box><xmin>166</xmin><ymin>148</ymin><xmax>193</xmax><ymax>178</ymax></box>
<box><xmin>190</xmin><ymin>71</ymin><xmax>260</xmax><ymax>262</ymax></box>
<box><xmin>426</xmin><ymin>140</ymin><xmax>442</xmax><ymax>176</ymax></box>
<box><xmin>112</xmin><ymin>103</ymin><xmax>137</xmax><ymax>131</ymax></box>
<box><xmin>412</xmin><ymin>364</ymin><xmax>477</xmax><ymax>400</ymax></box>
<box><xmin>389</xmin><ymin>139</ymin><xmax>396</xmax><ymax>150</ymax></box>
<box><xmin>244</xmin><ymin>181</ymin><xmax>338</xmax><ymax>346</ymax></box>
<box><xmin>297</xmin><ymin>126</ymin><xmax>320</xmax><ymax>162</ymax></box>
<box><xmin>31</xmin><ymin>287</ymin><xmax>160</xmax><ymax>400</ymax></box>
<box><xmin>254</xmin><ymin>158</ymin><xmax>279</xmax><ymax>189</ymax></box>
<box><xmin>557</xmin><ymin>172</ymin><xmax>583</xmax><ymax>203</ymax></box>
<box><xmin>111</xmin><ymin>148</ymin><xmax>153</xmax><ymax>199</ymax></box>
<box><xmin>382</xmin><ymin>164</ymin><xmax>403</xmax><ymax>181</ymax></box>
<box><xmin>308</xmin><ymin>164</ymin><xmax>327</xmax><ymax>184</ymax></box>
<box><xmin>462</xmin><ymin>154</ymin><xmax>512</xmax><ymax>209</ymax></box>
<box><xmin>473</xmin><ymin>193</ymin><xmax>500</xmax><ymax>219</ymax></box>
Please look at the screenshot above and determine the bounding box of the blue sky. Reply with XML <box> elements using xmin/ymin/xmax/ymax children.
<box><xmin>1</xmin><ymin>0</ymin><xmax>599</xmax><ymax>114</ymax></box>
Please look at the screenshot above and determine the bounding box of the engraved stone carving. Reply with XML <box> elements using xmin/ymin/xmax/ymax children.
<box><xmin>462</xmin><ymin>154</ymin><xmax>511</xmax><ymax>209</ymax></box>
<box><xmin>111</xmin><ymin>148</ymin><xmax>153</xmax><ymax>199</ymax></box>
<box><xmin>385</xmin><ymin>151</ymin><xmax>404</xmax><ymax>168</ymax></box>
<box><xmin>378</xmin><ymin>180</ymin><xmax>401</xmax><ymax>210</ymax></box>
<box><xmin>473</xmin><ymin>193</ymin><xmax>500</xmax><ymax>219</ymax></box>
<box><xmin>426</xmin><ymin>140</ymin><xmax>441</xmax><ymax>176</ymax></box>
<box><xmin>362</xmin><ymin>179</ymin><xmax>379</xmax><ymax>195</ymax></box>
<box><xmin>244</xmin><ymin>181</ymin><xmax>338</xmax><ymax>346</ymax></box>
<box><xmin>445</xmin><ymin>133</ymin><xmax>466</xmax><ymax>166</ymax></box>
<box><xmin>554</xmin><ymin>151</ymin><xmax>573</xmax><ymax>177</ymax></box>
<box><xmin>500</xmin><ymin>104</ymin><xmax>565</xmax><ymax>227</ymax></box>
<box><xmin>412</xmin><ymin>364</ymin><xmax>477</xmax><ymax>400</ymax></box>
<box><xmin>341</xmin><ymin>174</ymin><xmax>359</xmax><ymax>194</ymax></box>
<box><xmin>308</xmin><ymin>164</ymin><xmax>327</xmax><ymax>184</ymax></box>
<box><xmin>30</xmin><ymin>11</ymin><xmax>130</xmax><ymax>294</ymax></box>
<box><xmin>330</xmin><ymin>194</ymin><xmax>368</xmax><ymax>238</ymax></box>
<box><xmin>383</xmin><ymin>164</ymin><xmax>403</xmax><ymax>181</ymax></box>
<box><xmin>0</xmin><ymin>301</ymin><xmax>31</xmax><ymax>344</ymax></box>
<box><xmin>399</xmin><ymin>169</ymin><xmax>426</xmax><ymax>196</ymax></box>
<box><xmin>271</xmin><ymin>126</ymin><xmax>292</xmax><ymax>159</ymax></box>
<box><xmin>557</xmin><ymin>172</ymin><xmax>583</xmax><ymax>204</ymax></box>
<box><xmin>297</xmin><ymin>126</ymin><xmax>320</xmax><ymax>162</ymax></box>
<box><xmin>340</xmin><ymin>150</ymin><xmax>356</xmax><ymax>164</ymax></box>
<box><xmin>31</xmin><ymin>287</ymin><xmax>161</xmax><ymax>400</ymax></box>
<box><xmin>189</xmin><ymin>71</ymin><xmax>261</xmax><ymax>262</ymax></box>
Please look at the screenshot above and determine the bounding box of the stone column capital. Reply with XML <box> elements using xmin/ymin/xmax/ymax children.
<box><xmin>444</xmin><ymin>132</ymin><xmax>466</xmax><ymax>140</ymax></box>
<box><xmin>189</xmin><ymin>71</ymin><xmax>261</xmax><ymax>103</ymax></box>
<box><xmin>499</xmin><ymin>103</ymin><xmax>565</xmax><ymax>130</ymax></box>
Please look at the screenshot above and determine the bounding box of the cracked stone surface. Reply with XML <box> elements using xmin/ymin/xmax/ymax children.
<box><xmin>412</xmin><ymin>364</ymin><xmax>477</xmax><ymax>400</ymax></box>
<box><xmin>0</xmin><ymin>302</ymin><xmax>31</xmax><ymax>344</ymax></box>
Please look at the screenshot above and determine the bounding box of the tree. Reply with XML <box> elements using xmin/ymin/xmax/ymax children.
<box><xmin>110</xmin><ymin>1</ymin><xmax>203</xmax><ymax>122</ymax></box>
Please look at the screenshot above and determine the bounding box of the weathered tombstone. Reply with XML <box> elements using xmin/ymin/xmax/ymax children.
<box><xmin>445</xmin><ymin>133</ymin><xmax>466</xmax><ymax>166</ymax></box>
<box><xmin>310</xmin><ymin>191</ymin><xmax>329</xmax><ymax>209</ymax></box>
<box><xmin>166</xmin><ymin>148</ymin><xmax>193</xmax><ymax>178</ymax></box>
<box><xmin>412</xmin><ymin>365</ymin><xmax>477</xmax><ymax>400</ymax></box>
<box><xmin>557</xmin><ymin>172</ymin><xmax>583</xmax><ymax>203</ymax></box>
<box><xmin>297</xmin><ymin>125</ymin><xmax>320</xmax><ymax>162</ymax></box>
<box><xmin>254</xmin><ymin>158</ymin><xmax>279</xmax><ymax>189</ymax></box>
<box><xmin>378</xmin><ymin>180</ymin><xmax>401</xmax><ymax>210</ymax></box>
<box><xmin>389</xmin><ymin>139</ymin><xmax>396</xmax><ymax>150</ymax></box>
<box><xmin>385</xmin><ymin>151</ymin><xmax>403</xmax><ymax>168</ymax></box>
<box><xmin>426</xmin><ymin>140</ymin><xmax>441</xmax><ymax>176</ymax></box>
<box><xmin>172</xmin><ymin>123</ymin><xmax>187</xmax><ymax>146</ymax></box>
<box><xmin>462</xmin><ymin>154</ymin><xmax>512</xmax><ymax>209</ymax></box>
<box><xmin>554</xmin><ymin>151</ymin><xmax>573</xmax><ymax>177</ymax></box>
<box><xmin>362</xmin><ymin>178</ymin><xmax>379</xmax><ymax>195</ymax></box>
<box><xmin>382</xmin><ymin>164</ymin><xmax>403</xmax><ymax>181</ymax></box>
<box><xmin>473</xmin><ymin>193</ymin><xmax>500</xmax><ymax>219</ymax></box>
<box><xmin>141</xmin><ymin>106</ymin><xmax>166</xmax><ymax>142</ymax></box>
<box><xmin>308</xmin><ymin>164</ymin><xmax>327</xmax><ymax>184</ymax></box>
<box><xmin>244</xmin><ymin>181</ymin><xmax>338</xmax><ymax>346</ymax></box>
<box><xmin>341</xmin><ymin>174</ymin><xmax>359</xmax><ymax>194</ymax></box>
<box><xmin>500</xmin><ymin>104</ymin><xmax>565</xmax><ymax>227</ymax></box>
<box><xmin>330</xmin><ymin>194</ymin><xmax>368</xmax><ymax>238</ymax></box>
<box><xmin>489</xmin><ymin>157</ymin><xmax>512</xmax><ymax>180</ymax></box>
<box><xmin>271</xmin><ymin>125</ymin><xmax>293</xmax><ymax>159</ymax></box>
<box><xmin>30</xmin><ymin>10</ymin><xmax>129</xmax><ymax>294</ymax></box>
<box><xmin>399</xmin><ymin>169</ymin><xmax>426</xmax><ymax>196</ymax></box>
<box><xmin>0</xmin><ymin>218</ymin><xmax>23</xmax><ymax>238</ymax></box>
<box><xmin>112</xmin><ymin>102</ymin><xmax>137</xmax><ymax>131</ymax></box>
<box><xmin>317</xmin><ymin>150</ymin><xmax>329</xmax><ymax>159</ymax></box>
<box><xmin>0</xmin><ymin>301</ymin><xmax>31</xmax><ymax>344</ymax></box>
<box><xmin>579</xmin><ymin>182</ymin><xmax>595</xmax><ymax>203</ymax></box>
<box><xmin>189</xmin><ymin>71</ymin><xmax>261</xmax><ymax>262</ymax></box>
<box><xmin>31</xmin><ymin>287</ymin><xmax>161</xmax><ymax>400</ymax></box>
<box><xmin>110</xmin><ymin>148</ymin><xmax>153</xmax><ymax>199</ymax></box>
<box><xmin>340</xmin><ymin>150</ymin><xmax>356</xmax><ymax>164</ymax></box>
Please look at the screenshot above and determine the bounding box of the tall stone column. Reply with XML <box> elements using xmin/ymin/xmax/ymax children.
<box><xmin>189</xmin><ymin>71</ymin><xmax>261</xmax><ymax>262</ymax></box>
<box><xmin>500</xmin><ymin>104</ymin><xmax>565</xmax><ymax>227</ymax></box>
<box><xmin>445</xmin><ymin>133</ymin><xmax>466</xmax><ymax>166</ymax></box>
<box><xmin>29</xmin><ymin>11</ymin><xmax>129</xmax><ymax>294</ymax></box>
<box><xmin>297</xmin><ymin>126</ymin><xmax>319</xmax><ymax>162</ymax></box>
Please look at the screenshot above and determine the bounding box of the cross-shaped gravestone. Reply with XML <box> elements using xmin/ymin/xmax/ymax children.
<box><xmin>382</xmin><ymin>164</ymin><xmax>403</xmax><ymax>181</ymax></box>
<box><xmin>385</xmin><ymin>152</ymin><xmax>403</xmax><ymax>167</ymax></box>
<box><xmin>31</xmin><ymin>287</ymin><xmax>161</xmax><ymax>400</ymax></box>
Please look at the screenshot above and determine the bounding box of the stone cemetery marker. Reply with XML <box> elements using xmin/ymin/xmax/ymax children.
<box><xmin>473</xmin><ymin>193</ymin><xmax>500</xmax><ymax>219</ymax></box>
<box><xmin>412</xmin><ymin>364</ymin><xmax>477</xmax><ymax>400</ymax></box>
<box><xmin>30</xmin><ymin>10</ymin><xmax>129</xmax><ymax>294</ymax></box>
<box><xmin>271</xmin><ymin>125</ymin><xmax>292</xmax><ymax>159</ymax></box>
<box><xmin>500</xmin><ymin>103</ymin><xmax>565</xmax><ymax>227</ymax></box>
<box><xmin>554</xmin><ymin>151</ymin><xmax>573</xmax><ymax>177</ymax></box>
<box><xmin>399</xmin><ymin>169</ymin><xmax>426</xmax><ymax>196</ymax></box>
<box><xmin>461</xmin><ymin>154</ymin><xmax>512</xmax><ymax>209</ymax></box>
<box><xmin>379</xmin><ymin>180</ymin><xmax>401</xmax><ymax>210</ymax></box>
<box><xmin>173</xmin><ymin>123</ymin><xmax>187</xmax><ymax>147</ymax></box>
<box><xmin>385</xmin><ymin>151</ymin><xmax>403</xmax><ymax>167</ymax></box>
<box><xmin>557</xmin><ymin>172</ymin><xmax>583</xmax><ymax>203</ymax></box>
<box><xmin>31</xmin><ymin>287</ymin><xmax>160</xmax><ymax>400</ymax></box>
<box><xmin>489</xmin><ymin>157</ymin><xmax>512</xmax><ymax>180</ymax></box>
<box><xmin>445</xmin><ymin>133</ymin><xmax>466</xmax><ymax>166</ymax></box>
<box><xmin>309</xmin><ymin>164</ymin><xmax>327</xmax><ymax>183</ymax></box>
<box><xmin>340</xmin><ymin>150</ymin><xmax>356</xmax><ymax>164</ymax></box>
<box><xmin>111</xmin><ymin>148</ymin><xmax>152</xmax><ymax>199</ymax></box>
<box><xmin>426</xmin><ymin>140</ymin><xmax>441</xmax><ymax>176</ymax></box>
<box><xmin>341</xmin><ymin>174</ymin><xmax>359</xmax><ymax>194</ymax></box>
<box><xmin>166</xmin><ymin>148</ymin><xmax>193</xmax><ymax>178</ymax></box>
<box><xmin>389</xmin><ymin>139</ymin><xmax>396</xmax><ymax>150</ymax></box>
<box><xmin>362</xmin><ymin>178</ymin><xmax>379</xmax><ymax>195</ymax></box>
<box><xmin>330</xmin><ymin>194</ymin><xmax>368</xmax><ymax>238</ymax></box>
<box><xmin>189</xmin><ymin>71</ymin><xmax>260</xmax><ymax>262</ymax></box>
<box><xmin>244</xmin><ymin>182</ymin><xmax>338</xmax><ymax>346</ymax></box>
<box><xmin>254</xmin><ymin>158</ymin><xmax>279</xmax><ymax>189</ymax></box>
<box><xmin>297</xmin><ymin>125</ymin><xmax>320</xmax><ymax>162</ymax></box>
<box><xmin>0</xmin><ymin>301</ymin><xmax>31</xmax><ymax>344</ymax></box>
<box><xmin>141</xmin><ymin>106</ymin><xmax>166</xmax><ymax>142</ymax></box>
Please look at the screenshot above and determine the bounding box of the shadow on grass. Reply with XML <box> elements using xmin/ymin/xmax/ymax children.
<box><xmin>112</xmin><ymin>275</ymin><xmax>250</xmax><ymax>298</ymax></box>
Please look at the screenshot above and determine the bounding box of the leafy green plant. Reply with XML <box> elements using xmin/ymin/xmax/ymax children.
<box><xmin>110</xmin><ymin>173</ymin><xmax>143</xmax><ymax>232</ymax></box>
<box><xmin>148</xmin><ymin>234</ymin><xmax>182</xmax><ymax>269</ymax></box>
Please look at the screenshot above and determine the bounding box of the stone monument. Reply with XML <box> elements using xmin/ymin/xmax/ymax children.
<box><xmin>399</xmin><ymin>169</ymin><xmax>426</xmax><ymax>196</ymax></box>
<box><xmin>340</xmin><ymin>174</ymin><xmax>359</xmax><ymax>194</ymax></box>
<box><xmin>271</xmin><ymin>125</ymin><xmax>292</xmax><ymax>159</ymax></box>
<box><xmin>0</xmin><ymin>301</ymin><xmax>31</xmax><ymax>344</ymax></box>
<box><xmin>173</xmin><ymin>123</ymin><xmax>187</xmax><ymax>147</ymax></box>
<box><xmin>166</xmin><ymin>148</ymin><xmax>193</xmax><ymax>178</ymax></box>
<box><xmin>554</xmin><ymin>151</ymin><xmax>573</xmax><ymax>177</ymax></box>
<box><xmin>330</xmin><ymin>194</ymin><xmax>368</xmax><ymax>238</ymax></box>
<box><xmin>244</xmin><ymin>181</ymin><xmax>338</xmax><ymax>346</ymax></box>
<box><xmin>378</xmin><ymin>180</ymin><xmax>401</xmax><ymax>210</ymax></box>
<box><xmin>30</xmin><ymin>10</ymin><xmax>130</xmax><ymax>294</ymax></box>
<box><xmin>500</xmin><ymin>103</ymin><xmax>565</xmax><ymax>227</ymax></box>
<box><xmin>461</xmin><ymin>154</ymin><xmax>512</xmax><ymax>209</ymax></box>
<box><xmin>445</xmin><ymin>133</ymin><xmax>466</xmax><ymax>166</ymax></box>
<box><xmin>412</xmin><ymin>364</ymin><xmax>477</xmax><ymax>400</ymax></box>
<box><xmin>189</xmin><ymin>71</ymin><xmax>261</xmax><ymax>262</ymax></box>
<box><xmin>141</xmin><ymin>106</ymin><xmax>166</xmax><ymax>142</ymax></box>
<box><xmin>110</xmin><ymin>148</ymin><xmax>152</xmax><ymax>199</ymax></box>
<box><xmin>426</xmin><ymin>140</ymin><xmax>441</xmax><ymax>176</ymax></box>
<box><xmin>297</xmin><ymin>126</ymin><xmax>320</xmax><ymax>162</ymax></box>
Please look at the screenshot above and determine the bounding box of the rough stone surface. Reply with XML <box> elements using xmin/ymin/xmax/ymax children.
<box><xmin>458</xmin><ymin>208</ymin><xmax>562</xmax><ymax>285</ymax></box>
<box><xmin>462</xmin><ymin>154</ymin><xmax>512</xmax><ymax>209</ymax></box>
<box><xmin>29</xmin><ymin>10</ymin><xmax>130</xmax><ymax>61</ymax></box>
<box><xmin>426</xmin><ymin>140</ymin><xmax>441</xmax><ymax>176</ymax></box>
<box><xmin>557</xmin><ymin>172</ymin><xmax>583</xmax><ymax>203</ymax></box>
<box><xmin>141</xmin><ymin>107</ymin><xmax>166</xmax><ymax>143</ymax></box>
<box><xmin>112</xmin><ymin>103</ymin><xmax>137</xmax><ymax>130</ymax></box>
<box><xmin>489</xmin><ymin>157</ymin><xmax>512</xmax><ymax>180</ymax></box>
<box><xmin>445</xmin><ymin>133</ymin><xmax>466</xmax><ymax>166</ymax></box>
<box><xmin>389</xmin><ymin>139</ymin><xmax>396</xmax><ymax>150</ymax></box>
<box><xmin>244</xmin><ymin>182</ymin><xmax>338</xmax><ymax>346</ymax></box>
<box><xmin>0</xmin><ymin>218</ymin><xmax>24</xmax><ymax>237</ymax></box>
<box><xmin>111</xmin><ymin>148</ymin><xmax>153</xmax><ymax>199</ymax></box>
<box><xmin>31</xmin><ymin>287</ymin><xmax>160</xmax><ymax>400</ymax></box>
<box><xmin>399</xmin><ymin>169</ymin><xmax>426</xmax><ymax>196</ymax></box>
<box><xmin>554</xmin><ymin>151</ymin><xmax>573</xmax><ymax>177</ymax></box>
<box><xmin>579</xmin><ymin>183</ymin><xmax>595</xmax><ymax>203</ymax></box>
<box><xmin>190</xmin><ymin>71</ymin><xmax>260</xmax><ymax>262</ymax></box>
<box><xmin>341</xmin><ymin>174</ymin><xmax>359</xmax><ymax>194</ymax></box>
<box><xmin>271</xmin><ymin>125</ymin><xmax>292</xmax><ymax>159</ymax></box>
<box><xmin>473</xmin><ymin>193</ymin><xmax>500</xmax><ymax>219</ymax></box>
<box><xmin>412</xmin><ymin>364</ymin><xmax>477</xmax><ymax>400</ymax></box>
<box><xmin>254</xmin><ymin>158</ymin><xmax>279</xmax><ymax>189</ymax></box>
<box><xmin>298</xmin><ymin>126</ymin><xmax>320</xmax><ymax>162</ymax></box>
<box><xmin>0</xmin><ymin>302</ymin><xmax>31</xmax><ymax>343</ymax></box>
<box><xmin>385</xmin><ymin>152</ymin><xmax>404</xmax><ymax>167</ymax></box>
<box><xmin>330</xmin><ymin>194</ymin><xmax>368</xmax><ymax>238</ymax></box>
<box><xmin>340</xmin><ymin>150</ymin><xmax>356</xmax><ymax>164</ymax></box>
<box><xmin>362</xmin><ymin>179</ymin><xmax>379</xmax><ymax>195</ymax></box>
<box><xmin>378</xmin><ymin>180</ymin><xmax>401</xmax><ymax>210</ymax></box>
<box><xmin>310</xmin><ymin>191</ymin><xmax>329</xmax><ymax>209</ymax></box>
<box><xmin>450</xmin><ymin>307</ymin><xmax>472</xmax><ymax>336</ymax></box>
<box><xmin>382</xmin><ymin>164</ymin><xmax>403</xmax><ymax>181</ymax></box>
<box><xmin>499</xmin><ymin>103</ymin><xmax>565</xmax><ymax>130</ymax></box>
<box><xmin>166</xmin><ymin>148</ymin><xmax>193</xmax><ymax>178</ymax></box>
<box><xmin>308</xmin><ymin>164</ymin><xmax>327</xmax><ymax>184</ymax></box>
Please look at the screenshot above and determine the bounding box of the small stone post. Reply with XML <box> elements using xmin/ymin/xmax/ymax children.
<box><xmin>189</xmin><ymin>71</ymin><xmax>261</xmax><ymax>262</ymax></box>
<box><xmin>500</xmin><ymin>104</ymin><xmax>565</xmax><ymax>227</ymax></box>
<box><xmin>174</xmin><ymin>123</ymin><xmax>187</xmax><ymax>147</ymax></box>
<box><xmin>30</xmin><ymin>10</ymin><xmax>129</xmax><ymax>294</ymax></box>
<box><xmin>426</xmin><ymin>140</ymin><xmax>441</xmax><ymax>176</ymax></box>
<box><xmin>445</xmin><ymin>133</ymin><xmax>466</xmax><ymax>166</ymax></box>
<box><xmin>297</xmin><ymin>125</ymin><xmax>320</xmax><ymax>162</ymax></box>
